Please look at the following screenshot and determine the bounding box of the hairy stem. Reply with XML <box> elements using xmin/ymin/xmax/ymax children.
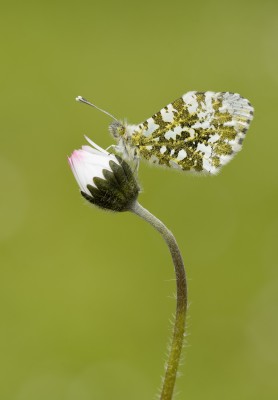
<box><xmin>130</xmin><ymin>201</ymin><xmax>187</xmax><ymax>400</ymax></box>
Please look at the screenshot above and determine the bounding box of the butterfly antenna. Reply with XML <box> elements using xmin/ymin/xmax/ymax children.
<box><xmin>76</xmin><ymin>96</ymin><xmax>119</xmax><ymax>122</ymax></box>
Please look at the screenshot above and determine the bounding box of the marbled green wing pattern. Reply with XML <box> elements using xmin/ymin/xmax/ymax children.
<box><xmin>130</xmin><ymin>91</ymin><xmax>254</xmax><ymax>174</ymax></box>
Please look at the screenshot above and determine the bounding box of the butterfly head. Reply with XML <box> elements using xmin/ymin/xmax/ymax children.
<box><xmin>109</xmin><ymin>121</ymin><xmax>126</xmax><ymax>139</ymax></box>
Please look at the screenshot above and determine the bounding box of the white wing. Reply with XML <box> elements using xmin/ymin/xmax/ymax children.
<box><xmin>129</xmin><ymin>91</ymin><xmax>254</xmax><ymax>174</ymax></box>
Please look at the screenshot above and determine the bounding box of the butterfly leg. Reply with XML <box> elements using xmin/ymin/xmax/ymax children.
<box><xmin>105</xmin><ymin>144</ymin><xmax>118</xmax><ymax>153</ymax></box>
<box><xmin>132</xmin><ymin>148</ymin><xmax>140</xmax><ymax>175</ymax></box>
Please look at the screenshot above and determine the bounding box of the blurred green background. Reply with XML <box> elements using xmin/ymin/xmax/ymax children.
<box><xmin>1</xmin><ymin>0</ymin><xmax>278</xmax><ymax>399</ymax></box>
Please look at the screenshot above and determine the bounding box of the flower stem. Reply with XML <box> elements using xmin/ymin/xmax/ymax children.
<box><xmin>130</xmin><ymin>201</ymin><xmax>187</xmax><ymax>400</ymax></box>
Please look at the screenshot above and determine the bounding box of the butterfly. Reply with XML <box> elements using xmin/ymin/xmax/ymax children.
<box><xmin>76</xmin><ymin>91</ymin><xmax>254</xmax><ymax>174</ymax></box>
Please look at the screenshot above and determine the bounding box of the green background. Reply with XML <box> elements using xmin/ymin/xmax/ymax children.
<box><xmin>1</xmin><ymin>0</ymin><xmax>278</xmax><ymax>399</ymax></box>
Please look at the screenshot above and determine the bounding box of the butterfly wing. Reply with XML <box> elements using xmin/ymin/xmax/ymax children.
<box><xmin>130</xmin><ymin>91</ymin><xmax>254</xmax><ymax>174</ymax></box>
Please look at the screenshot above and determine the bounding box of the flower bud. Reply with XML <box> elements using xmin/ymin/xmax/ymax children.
<box><xmin>68</xmin><ymin>137</ymin><xmax>140</xmax><ymax>211</ymax></box>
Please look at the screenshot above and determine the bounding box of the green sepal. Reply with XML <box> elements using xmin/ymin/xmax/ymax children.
<box><xmin>81</xmin><ymin>158</ymin><xmax>140</xmax><ymax>212</ymax></box>
<box><xmin>110</xmin><ymin>158</ymin><xmax>140</xmax><ymax>197</ymax></box>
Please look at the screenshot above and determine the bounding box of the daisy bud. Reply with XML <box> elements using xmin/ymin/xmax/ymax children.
<box><xmin>68</xmin><ymin>136</ymin><xmax>140</xmax><ymax>212</ymax></box>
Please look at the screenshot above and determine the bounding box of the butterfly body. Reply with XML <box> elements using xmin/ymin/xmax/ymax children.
<box><xmin>108</xmin><ymin>91</ymin><xmax>254</xmax><ymax>175</ymax></box>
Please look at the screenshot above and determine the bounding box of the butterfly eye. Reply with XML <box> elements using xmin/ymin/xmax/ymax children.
<box><xmin>109</xmin><ymin>121</ymin><xmax>125</xmax><ymax>138</ymax></box>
